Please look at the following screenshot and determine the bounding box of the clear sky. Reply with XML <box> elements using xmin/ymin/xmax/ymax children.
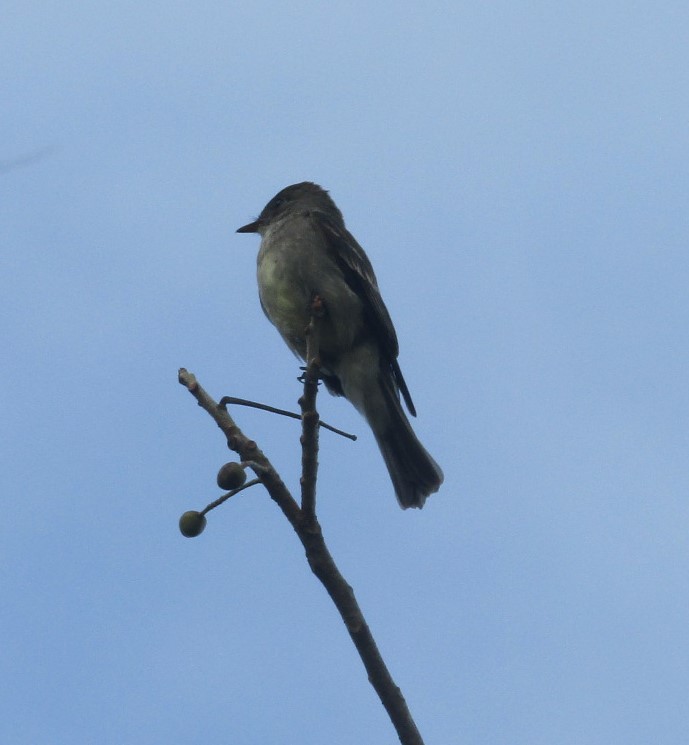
<box><xmin>2</xmin><ymin>2</ymin><xmax>688</xmax><ymax>744</ymax></box>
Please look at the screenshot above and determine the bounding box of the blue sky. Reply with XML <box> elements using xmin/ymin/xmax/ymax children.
<box><xmin>2</xmin><ymin>2</ymin><xmax>688</xmax><ymax>743</ymax></box>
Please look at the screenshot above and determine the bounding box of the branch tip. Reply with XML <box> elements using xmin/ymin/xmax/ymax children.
<box><xmin>178</xmin><ymin>368</ymin><xmax>198</xmax><ymax>391</ymax></box>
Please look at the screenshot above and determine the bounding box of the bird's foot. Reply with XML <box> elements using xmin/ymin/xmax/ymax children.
<box><xmin>298</xmin><ymin>366</ymin><xmax>322</xmax><ymax>385</ymax></box>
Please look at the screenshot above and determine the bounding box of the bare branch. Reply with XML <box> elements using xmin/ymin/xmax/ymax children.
<box><xmin>299</xmin><ymin>312</ymin><xmax>322</xmax><ymax>520</ymax></box>
<box><xmin>178</xmin><ymin>368</ymin><xmax>301</xmax><ymax>526</ymax></box>
<box><xmin>178</xmin><ymin>366</ymin><xmax>425</xmax><ymax>745</ymax></box>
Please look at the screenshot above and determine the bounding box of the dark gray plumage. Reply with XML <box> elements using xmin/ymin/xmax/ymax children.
<box><xmin>237</xmin><ymin>182</ymin><xmax>443</xmax><ymax>508</ymax></box>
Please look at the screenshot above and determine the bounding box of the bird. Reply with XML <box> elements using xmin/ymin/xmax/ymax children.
<box><xmin>237</xmin><ymin>182</ymin><xmax>443</xmax><ymax>508</ymax></box>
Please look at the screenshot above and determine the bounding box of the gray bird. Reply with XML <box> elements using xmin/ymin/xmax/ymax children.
<box><xmin>237</xmin><ymin>182</ymin><xmax>443</xmax><ymax>508</ymax></box>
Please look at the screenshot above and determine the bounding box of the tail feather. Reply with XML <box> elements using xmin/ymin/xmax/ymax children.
<box><xmin>367</xmin><ymin>377</ymin><xmax>444</xmax><ymax>508</ymax></box>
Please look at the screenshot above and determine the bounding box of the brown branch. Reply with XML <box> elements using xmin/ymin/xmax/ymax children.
<box><xmin>178</xmin><ymin>368</ymin><xmax>301</xmax><ymax>526</ymax></box>
<box><xmin>299</xmin><ymin>313</ymin><xmax>322</xmax><ymax>520</ymax></box>
<box><xmin>178</xmin><ymin>366</ymin><xmax>425</xmax><ymax>745</ymax></box>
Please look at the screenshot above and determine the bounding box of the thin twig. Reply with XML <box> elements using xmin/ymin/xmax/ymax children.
<box><xmin>200</xmin><ymin>478</ymin><xmax>262</xmax><ymax>515</ymax></box>
<box><xmin>218</xmin><ymin>396</ymin><xmax>357</xmax><ymax>441</ymax></box>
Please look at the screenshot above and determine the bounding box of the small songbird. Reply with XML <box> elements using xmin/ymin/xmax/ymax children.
<box><xmin>237</xmin><ymin>182</ymin><xmax>443</xmax><ymax>508</ymax></box>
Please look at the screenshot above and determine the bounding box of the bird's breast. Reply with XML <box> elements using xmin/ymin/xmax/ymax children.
<box><xmin>256</xmin><ymin>216</ymin><xmax>366</xmax><ymax>360</ymax></box>
<box><xmin>257</xmin><ymin>252</ymin><xmax>309</xmax><ymax>335</ymax></box>
<box><xmin>257</xmin><ymin>235</ymin><xmax>310</xmax><ymax>353</ymax></box>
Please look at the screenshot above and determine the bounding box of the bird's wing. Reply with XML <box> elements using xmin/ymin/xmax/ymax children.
<box><xmin>314</xmin><ymin>210</ymin><xmax>417</xmax><ymax>416</ymax></box>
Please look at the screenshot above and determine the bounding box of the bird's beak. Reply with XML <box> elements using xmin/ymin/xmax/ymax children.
<box><xmin>236</xmin><ymin>219</ymin><xmax>260</xmax><ymax>233</ymax></box>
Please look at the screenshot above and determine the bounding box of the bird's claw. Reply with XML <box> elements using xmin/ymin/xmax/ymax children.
<box><xmin>298</xmin><ymin>367</ymin><xmax>322</xmax><ymax>385</ymax></box>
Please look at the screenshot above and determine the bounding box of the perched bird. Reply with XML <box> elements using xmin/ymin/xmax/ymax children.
<box><xmin>237</xmin><ymin>182</ymin><xmax>443</xmax><ymax>508</ymax></box>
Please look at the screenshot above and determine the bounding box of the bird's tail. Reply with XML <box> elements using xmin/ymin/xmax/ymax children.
<box><xmin>365</xmin><ymin>376</ymin><xmax>444</xmax><ymax>509</ymax></box>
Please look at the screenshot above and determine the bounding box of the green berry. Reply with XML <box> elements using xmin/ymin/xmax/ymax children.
<box><xmin>217</xmin><ymin>462</ymin><xmax>247</xmax><ymax>491</ymax></box>
<box><xmin>179</xmin><ymin>510</ymin><xmax>207</xmax><ymax>538</ymax></box>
